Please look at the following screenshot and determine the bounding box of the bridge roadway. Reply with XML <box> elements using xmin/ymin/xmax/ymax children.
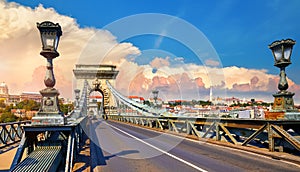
<box><xmin>77</xmin><ymin>117</ymin><xmax>300</xmax><ymax>172</ymax></box>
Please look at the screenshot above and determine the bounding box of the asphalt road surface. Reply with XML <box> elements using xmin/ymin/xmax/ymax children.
<box><xmin>83</xmin><ymin>118</ymin><xmax>300</xmax><ymax>172</ymax></box>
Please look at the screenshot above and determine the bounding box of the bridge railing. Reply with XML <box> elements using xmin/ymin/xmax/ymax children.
<box><xmin>0</xmin><ymin>120</ymin><xmax>31</xmax><ymax>149</ymax></box>
<box><xmin>108</xmin><ymin>114</ymin><xmax>300</xmax><ymax>153</ymax></box>
<box><xmin>68</xmin><ymin>80</ymin><xmax>89</xmax><ymax>120</ymax></box>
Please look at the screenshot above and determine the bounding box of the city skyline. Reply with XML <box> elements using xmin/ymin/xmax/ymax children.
<box><xmin>1</xmin><ymin>0</ymin><xmax>300</xmax><ymax>104</ymax></box>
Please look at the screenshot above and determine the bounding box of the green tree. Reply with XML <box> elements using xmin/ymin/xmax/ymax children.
<box><xmin>4</xmin><ymin>104</ymin><xmax>14</xmax><ymax>112</ymax></box>
<box><xmin>0</xmin><ymin>100</ymin><xmax>6</xmax><ymax>108</ymax></box>
<box><xmin>199</xmin><ymin>100</ymin><xmax>212</xmax><ymax>106</ymax></box>
<box><xmin>144</xmin><ymin>100</ymin><xmax>151</xmax><ymax>106</ymax></box>
<box><xmin>60</xmin><ymin>103</ymin><xmax>74</xmax><ymax>115</ymax></box>
<box><xmin>16</xmin><ymin>100</ymin><xmax>40</xmax><ymax>111</ymax></box>
<box><xmin>0</xmin><ymin>111</ymin><xmax>17</xmax><ymax>123</ymax></box>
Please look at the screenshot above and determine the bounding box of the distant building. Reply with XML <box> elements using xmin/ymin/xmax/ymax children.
<box><xmin>0</xmin><ymin>82</ymin><xmax>9</xmax><ymax>94</ymax></box>
<box><xmin>11</xmin><ymin>109</ymin><xmax>38</xmax><ymax>119</ymax></box>
<box><xmin>212</xmin><ymin>97</ymin><xmax>241</xmax><ymax>106</ymax></box>
<box><xmin>0</xmin><ymin>82</ymin><xmax>9</xmax><ymax>103</ymax></box>
<box><xmin>128</xmin><ymin>96</ymin><xmax>145</xmax><ymax>104</ymax></box>
<box><xmin>9</xmin><ymin>94</ymin><xmax>20</xmax><ymax>104</ymax></box>
<box><xmin>225</xmin><ymin>97</ymin><xmax>241</xmax><ymax>105</ymax></box>
<box><xmin>89</xmin><ymin>95</ymin><xmax>103</xmax><ymax>103</ymax></box>
<box><xmin>0</xmin><ymin>82</ymin><xmax>42</xmax><ymax>105</ymax></box>
<box><xmin>20</xmin><ymin>92</ymin><xmax>42</xmax><ymax>102</ymax></box>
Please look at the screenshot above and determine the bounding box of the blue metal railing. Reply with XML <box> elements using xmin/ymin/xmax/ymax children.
<box><xmin>0</xmin><ymin>120</ymin><xmax>30</xmax><ymax>149</ymax></box>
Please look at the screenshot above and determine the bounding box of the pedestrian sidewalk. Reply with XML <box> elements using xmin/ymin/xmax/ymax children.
<box><xmin>0</xmin><ymin>147</ymin><xmax>17</xmax><ymax>171</ymax></box>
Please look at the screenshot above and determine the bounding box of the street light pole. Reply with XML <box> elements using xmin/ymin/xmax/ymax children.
<box><xmin>268</xmin><ymin>39</ymin><xmax>297</xmax><ymax>112</ymax></box>
<box><xmin>152</xmin><ymin>90</ymin><xmax>159</xmax><ymax>107</ymax></box>
<box><xmin>31</xmin><ymin>21</ymin><xmax>66</xmax><ymax>125</ymax></box>
<box><xmin>74</xmin><ymin>89</ymin><xmax>80</xmax><ymax>109</ymax></box>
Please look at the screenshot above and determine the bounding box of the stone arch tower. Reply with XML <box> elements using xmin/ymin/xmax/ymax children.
<box><xmin>73</xmin><ymin>64</ymin><xmax>119</xmax><ymax>114</ymax></box>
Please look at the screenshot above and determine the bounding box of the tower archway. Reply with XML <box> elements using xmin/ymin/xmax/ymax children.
<box><xmin>89</xmin><ymin>79</ymin><xmax>105</xmax><ymax>116</ymax></box>
<box><xmin>73</xmin><ymin>64</ymin><xmax>119</xmax><ymax>117</ymax></box>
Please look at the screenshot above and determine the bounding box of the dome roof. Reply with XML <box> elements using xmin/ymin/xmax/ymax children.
<box><xmin>0</xmin><ymin>82</ymin><xmax>7</xmax><ymax>88</ymax></box>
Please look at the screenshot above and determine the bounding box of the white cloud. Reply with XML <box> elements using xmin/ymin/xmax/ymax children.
<box><xmin>0</xmin><ymin>1</ymin><xmax>140</xmax><ymax>98</ymax></box>
<box><xmin>2</xmin><ymin>1</ymin><xmax>300</xmax><ymax>103</ymax></box>
<box><xmin>222</xmin><ymin>66</ymin><xmax>274</xmax><ymax>90</ymax></box>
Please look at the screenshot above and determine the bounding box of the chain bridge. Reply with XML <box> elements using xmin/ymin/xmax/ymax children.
<box><xmin>0</xmin><ymin>63</ymin><xmax>299</xmax><ymax>172</ymax></box>
<box><xmin>0</xmin><ymin>20</ymin><xmax>300</xmax><ymax>172</ymax></box>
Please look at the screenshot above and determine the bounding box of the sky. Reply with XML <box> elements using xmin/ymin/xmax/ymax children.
<box><xmin>1</xmin><ymin>0</ymin><xmax>300</xmax><ymax>104</ymax></box>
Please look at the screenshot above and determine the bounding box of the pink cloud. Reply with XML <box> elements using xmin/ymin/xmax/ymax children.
<box><xmin>232</xmin><ymin>83</ymin><xmax>250</xmax><ymax>92</ymax></box>
<box><xmin>23</xmin><ymin>65</ymin><xmax>72</xmax><ymax>99</ymax></box>
<box><xmin>195</xmin><ymin>77</ymin><xmax>205</xmax><ymax>87</ymax></box>
<box><xmin>250</xmin><ymin>76</ymin><xmax>259</xmax><ymax>86</ymax></box>
<box><xmin>23</xmin><ymin>66</ymin><xmax>45</xmax><ymax>92</ymax></box>
<box><xmin>119</xmin><ymin>70</ymin><xmax>207</xmax><ymax>100</ymax></box>
<box><xmin>150</xmin><ymin>57</ymin><xmax>170</xmax><ymax>68</ymax></box>
<box><xmin>127</xmin><ymin>73</ymin><xmax>150</xmax><ymax>95</ymax></box>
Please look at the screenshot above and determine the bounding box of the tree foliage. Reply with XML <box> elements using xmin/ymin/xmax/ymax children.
<box><xmin>15</xmin><ymin>100</ymin><xmax>40</xmax><ymax>111</ymax></box>
<box><xmin>0</xmin><ymin>111</ymin><xmax>17</xmax><ymax>123</ymax></box>
<box><xmin>168</xmin><ymin>100</ymin><xmax>212</xmax><ymax>107</ymax></box>
<box><xmin>60</xmin><ymin>103</ymin><xmax>74</xmax><ymax>115</ymax></box>
<box><xmin>0</xmin><ymin>100</ymin><xmax>6</xmax><ymax>108</ymax></box>
<box><xmin>0</xmin><ymin>100</ymin><xmax>41</xmax><ymax>123</ymax></box>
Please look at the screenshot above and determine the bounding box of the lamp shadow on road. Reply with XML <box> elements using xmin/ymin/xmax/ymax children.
<box><xmin>104</xmin><ymin>150</ymin><xmax>140</xmax><ymax>160</ymax></box>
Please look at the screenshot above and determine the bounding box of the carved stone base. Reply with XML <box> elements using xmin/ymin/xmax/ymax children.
<box><xmin>32</xmin><ymin>87</ymin><xmax>66</xmax><ymax>125</ymax></box>
<box><xmin>272</xmin><ymin>91</ymin><xmax>297</xmax><ymax>112</ymax></box>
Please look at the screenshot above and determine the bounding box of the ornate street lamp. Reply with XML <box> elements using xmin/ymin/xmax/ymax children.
<box><xmin>37</xmin><ymin>21</ymin><xmax>62</xmax><ymax>88</ymax></box>
<box><xmin>31</xmin><ymin>21</ymin><xmax>66</xmax><ymax>125</ymax></box>
<box><xmin>268</xmin><ymin>38</ymin><xmax>297</xmax><ymax>111</ymax></box>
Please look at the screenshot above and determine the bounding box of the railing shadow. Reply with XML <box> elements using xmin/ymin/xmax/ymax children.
<box><xmin>90</xmin><ymin>138</ymin><xmax>139</xmax><ymax>168</ymax></box>
<box><xmin>0</xmin><ymin>144</ymin><xmax>18</xmax><ymax>154</ymax></box>
<box><xmin>74</xmin><ymin>117</ymin><xmax>139</xmax><ymax>171</ymax></box>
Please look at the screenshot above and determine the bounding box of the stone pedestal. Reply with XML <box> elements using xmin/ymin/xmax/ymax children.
<box><xmin>272</xmin><ymin>91</ymin><xmax>297</xmax><ymax>112</ymax></box>
<box><xmin>32</xmin><ymin>88</ymin><xmax>66</xmax><ymax>125</ymax></box>
<box><xmin>266</xmin><ymin>91</ymin><xmax>299</xmax><ymax>120</ymax></box>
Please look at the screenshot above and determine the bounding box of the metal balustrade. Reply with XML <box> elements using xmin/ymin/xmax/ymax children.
<box><xmin>0</xmin><ymin>121</ymin><xmax>30</xmax><ymax>149</ymax></box>
<box><xmin>107</xmin><ymin>115</ymin><xmax>300</xmax><ymax>153</ymax></box>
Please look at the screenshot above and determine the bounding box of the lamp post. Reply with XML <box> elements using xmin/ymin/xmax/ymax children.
<box><xmin>31</xmin><ymin>21</ymin><xmax>66</xmax><ymax>125</ymax></box>
<box><xmin>74</xmin><ymin>89</ymin><xmax>80</xmax><ymax>108</ymax></box>
<box><xmin>268</xmin><ymin>38</ymin><xmax>297</xmax><ymax>111</ymax></box>
<box><xmin>152</xmin><ymin>89</ymin><xmax>159</xmax><ymax>107</ymax></box>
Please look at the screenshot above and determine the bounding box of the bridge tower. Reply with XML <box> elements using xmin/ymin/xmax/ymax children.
<box><xmin>73</xmin><ymin>64</ymin><xmax>119</xmax><ymax>115</ymax></box>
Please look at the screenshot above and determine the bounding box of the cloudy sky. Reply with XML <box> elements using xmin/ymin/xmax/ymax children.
<box><xmin>1</xmin><ymin>0</ymin><xmax>300</xmax><ymax>103</ymax></box>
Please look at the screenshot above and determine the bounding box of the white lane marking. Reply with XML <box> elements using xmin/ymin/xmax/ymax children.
<box><xmin>117</xmin><ymin>120</ymin><xmax>300</xmax><ymax>168</ymax></box>
<box><xmin>106</xmin><ymin>122</ymin><xmax>208</xmax><ymax>172</ymax></box>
